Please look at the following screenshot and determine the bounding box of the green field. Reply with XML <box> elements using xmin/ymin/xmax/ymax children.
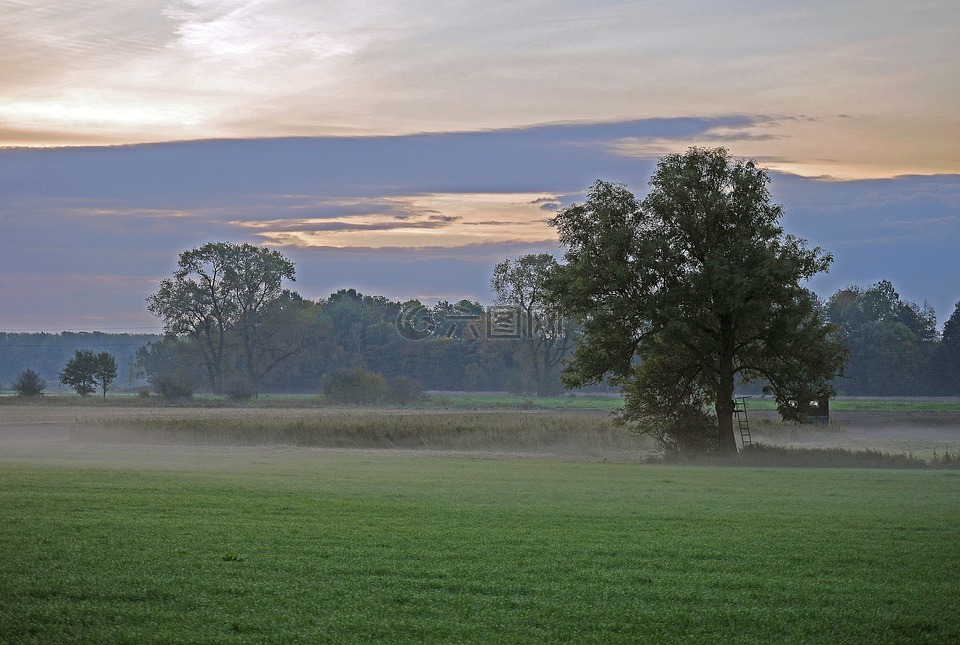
<box><xmin>2</xmin><ymin>451</ymin><xmax>959</xmax><ymax>642</ymax></box>
<box><xmin>8</xmin><ymin>390</ymin><xmax>960</xmax><ymax>415</ymax></box>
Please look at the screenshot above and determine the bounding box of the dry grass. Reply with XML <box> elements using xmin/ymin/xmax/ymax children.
<box><xmin>3</xmin><ymin>400</ymin><xmax>960</xmax><ymax>465</ymax></box>
<box><xmin>76</xmin><ymin>410</ymin><xmax>657</xmax><ymax>459</ymax></box>
<box><xmin>0</xmin><ymin>404</ymin><xmax>654</xmax><ymax>460</ymax></box>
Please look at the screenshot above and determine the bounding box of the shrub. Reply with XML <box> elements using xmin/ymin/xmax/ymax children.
<box><xmin>153</xmin><ymin>372</ymin><xmax>195</xmax><ymax>400</ymax></box>
<box><xmin>321</xmin><ymin>368</ymin><xmax>389</xmax><ymax>404</ymax></box>
<box><xmin>227</xmin><ymin>380</ymin><xmax>254</xmax><ymax>401</ymax></box>
<box><xmin>386</xmin><ymin>376</ymin><xmax>423</xmax><ymax>405</ymax></box>
<box><xmin>12</xmin><ymin>369</ymin><xmax>46</xmax><ymax>397</ymax></box>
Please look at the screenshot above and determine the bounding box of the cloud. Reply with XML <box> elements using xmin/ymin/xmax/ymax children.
<box><xmin>2</xmin><ymin>120</ymin><xmax>959</xmax><ymax>330</ymax></box>
<box><xmin>2</xmin><ymin>1</ymin><xmax>957</xmax><ymax>178</ymax></box>
<box><xmin>606</xmin><ymin>114</ymin><xmax>960</xmax><ymax>179</ymax></box>
<box><xmin>229</xmin><ymin>192</ymin><xmax>559</xmax><ymax>248</ymax></box>
<box><xmin>529</xmin><ymin>196</ymin><xmax>562</xmax><ymax>211</ymax></box>
<box><xmin>773</xmin><ymin>172</ymin><xmax>960</xmax><ymax>320</ymax></box>
<box><xmin>235</xmin><ymin>214</ymin><xmax>463</xmax><ymax>234</ymax></box>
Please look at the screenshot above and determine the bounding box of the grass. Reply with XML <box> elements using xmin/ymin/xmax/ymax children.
<box><xmin>1</xmin><ymin>453</ymin><xmax>959</xmax><ymax>642</ymax></box>
<box><xmin>669</xmin><ymin>443</ymin><xmax>960</xmax><ymax>469</ymax></box>
<box><xmin>0</xmin><ymin>391</ymin><xmax>625</xmax><ymax>412</ymax></box>
<box><xmin>742</xmin><ymin>397</ymin><xmax>960</xmax><ymax>413</ymax></box>
<box><xmin>70</xmin><ymin>409</ymin><xmax>960</xmax><ymax>468</ymax></box>
<box><xmin>8</xmin><ymin>391</ymin><xmax>960</xmax><ymax>415</ymax></box>
<box><xmin>77</xmin><ymin>409</ymin><xmax>652</xmax><ymax>457</ymax></box>
<box><xmin>422</xmin><ymin>393</ymin><xmax>624</xmax><ymax>411</ymax></box>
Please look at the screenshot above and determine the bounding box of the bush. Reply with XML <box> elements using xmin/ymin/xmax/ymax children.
<box><xmin>386</xmin><ymin>376</ymin><xmax>423</xmax><ymax>405</ymax></box>
<box><xmin>12</xmin><ymin>369</ymin><xmax>46</xmax><ymax>397</ymax></box>
<box><xmin>321</xmin><ymin>368</ymin><xmax>389</xmax><ymax>404</ymax></box>
<box><xmin>153</xmin><ymin>372</ymin><xmax>195</xmax><ymax>400</ymax></box>
<box><xmin>227</xmin><ymin>380</ymin><xmax>254</xmax><ymax>401</ymax></box>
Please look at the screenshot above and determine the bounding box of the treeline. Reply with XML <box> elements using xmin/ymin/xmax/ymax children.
<box><xmin>129</xmin><ymin>279</ymin><xmax>960</xmax><ymax>399</ymax></box>
<box><xmin>824</xmin><ymin>280</ymin><xmax>960</xmax><ymax>396</ymax></box>
<box><xmin>136</xmin><ymin>288</ymin><xmax>561</xmax><ymax>397</ymax></box>
<box><xmin>3</xmin><ymin>281</ymin><xmax>959</xmax><ymax>398</ymax></box>
<box><xmin>0</xmin><ymin>332</ymin><xmax>157</xmax><ymax>394</ymax></box>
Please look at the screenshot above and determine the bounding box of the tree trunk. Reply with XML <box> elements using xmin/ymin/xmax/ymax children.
<box><xmin>537</xmin><ymin>340</ymin><xmax>550</xmax><ymax>397</ymax></box>
<box><xmin>716</xmin><ymin>322</ymin><xmax>738</xmax><ymax>453</ymax></box>
<box><xmin>716</xmin><ymin>396</ymin><xmax>737</xmax><ymax>453</ymax></box>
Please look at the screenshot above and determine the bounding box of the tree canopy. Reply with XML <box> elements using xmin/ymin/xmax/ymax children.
<box><xmin>146</xmin><ymin>242</ymin><xmax>296</xmax><ymax>394</ymax></box>
<box><xmin>492</xmin><ymin>254</ymin><xmax>575</xmax><ymax>396</ymax></box>
<box><xmin>59</xmin><ymin>350</ymin><xmax>117</xmax><ymax>397</ymax></box>
<box><xmin>12</xmin><ymin>369</ymin><xmax>46</xmax><ymax>397</ymax></box>
<box><xmin>824</xmin><ymin>280</ymin><xmax>940</xmax><ymax>395</ymax></box>
<box><xmin>547</xmin><ymin>147</ymin><xmax>848</xmax><ymax>453</ymax></box>
<box><xmin>944</xmin><ymin>302</ymin><xmax>960</xmax><ymax>367</ymax></box>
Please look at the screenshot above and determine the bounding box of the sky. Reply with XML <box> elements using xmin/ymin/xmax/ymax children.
<box><xmin>0</xmin><ymin>0</ymin><xmax>958</xmax><ymax>332</ymax></box>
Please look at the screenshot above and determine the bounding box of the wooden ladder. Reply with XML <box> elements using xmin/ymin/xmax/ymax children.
<box><xmin>734</xmin><ymin>396</ymin><xmax>752</xmax><ymax>449</ymax></box>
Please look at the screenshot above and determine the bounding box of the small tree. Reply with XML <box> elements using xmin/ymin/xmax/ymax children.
<box><xmin>94</xmin><ymin>352</ymin><xmax>118</xmax><ymax>398</ymax></box>
<box><xmin>12</xmin><ymin>369</ymin><xmax>47</xmax><ymax>397</ymax></box>
<box><xmin>60</xmin><ymin>350</ymin><xmax>98</xmax><ymax>396</ymax></box>
<box><xmin>60</xmin><ymin>350</ymin><xmax>118</xmax><ymax>397</ymax></box>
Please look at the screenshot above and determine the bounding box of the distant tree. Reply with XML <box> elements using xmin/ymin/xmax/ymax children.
<box><xmin>851</xmin><ymin>280</ymin><xmax>938</xmax><ymax>341</ymax></box>
<box><xmin>136</xmin><ymin>336</ymin><xmax>202</xmax><ymax>397</ymax></box>
<box><xmin>94</xmin><ymin>352</ymin><xmax>118</xmax><ymax>398</ymax></box>
<box><xmin>826</xmin><ymin>281</ymin><xmax>940</xmax><ymax>394</ymax></box>
<box><xmin>942</xmin><ymin>301</ymin><xmax>960</xmax><ymax>389</ymax></box>
<box><xmin>12</xmin><ymin>369</ymin><xmax>46</xmax><ymax>397</ymax></box>
<box><xmin>492</xmin><ymin>254</ymin><xmax>575</xmax><ymax>396</ymax></box>
<box><xmin>431</xmin><ymin>299</ymin><xmax>484</xmax><ymax>341</ymax></box>
<box><xmin>323</xmin><ymin>288</ymin><xmax>402</xmax><ymax>359</ymax></box>
<box><xmin>59</xmin><ymin>350</ymin><xmax>99</xmax><ymax>396</ymax></box>
<box><xmin>247</xmin><ymin>291</ymin><xmax>322</xmax><ymax>396</ymax></box>
<box><xmin>59</xmin><ymin>350</ymin><xmax>117</xmax><ymax>397</ymax></box>
<box><xmin>146</xmin><ymin>242</ymin><xmax>296</xmax><ymax>393</ymax></box>
<box><xmin>547</xmin><ymin>148</ymin><xmax>848</xmax><ymax>453</ymax></box>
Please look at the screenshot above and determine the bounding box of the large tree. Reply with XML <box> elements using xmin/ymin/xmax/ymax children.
<box><xmin>492</xmin><ymin>254</ymin><xmax>575</xmax><ymax>396</ymax></box>
<box><xmin>146</xmin><ymin>242</ymin><xmax>295</xmax><ymax>393</ymax></box>
<box><xmin>547</xmin><ymin>148</ymin><xmax>848</xmax><ymax>453</ymax></box>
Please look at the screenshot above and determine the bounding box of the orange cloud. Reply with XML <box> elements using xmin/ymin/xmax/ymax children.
<box><xmin>232</xmin><ymin>193</ymin><xmax>559</xmax><ymax>248</ymax></box>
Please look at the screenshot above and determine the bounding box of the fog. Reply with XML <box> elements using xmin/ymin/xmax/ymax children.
<box><xmin>2</xmin><ymin>404</ymin><xmax>959</xmax><ymax>470</ymax></box>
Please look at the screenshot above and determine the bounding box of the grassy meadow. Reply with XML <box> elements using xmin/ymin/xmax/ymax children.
<box><xmin>2</xmin><ymin>399</ymin><xmax>960</xmax><ymax>641</ymax></box>
<box><xmin>2</xmin><ymin>455</ymin><xmax>959</xmax><ymax>642</ymax></box>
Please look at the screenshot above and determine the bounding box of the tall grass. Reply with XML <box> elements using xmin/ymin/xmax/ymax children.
<box><xmin>79</xmin><ymin>410</ymin><xmax>656</xmax><ymax>457</ymax></box>
<box><xmin>75</xmin><ymin>409</ymin><xmax>960</xmax><ymax>468</ymax></box>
